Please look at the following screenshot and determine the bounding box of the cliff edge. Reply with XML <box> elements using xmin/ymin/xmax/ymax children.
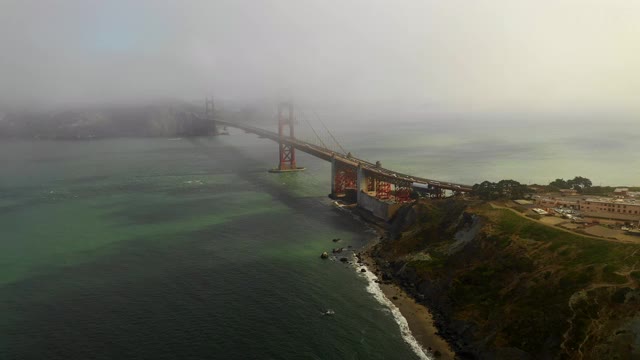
<box><xmin>370</xmin><ymin>199</ymin><xmax>640</xmax><ymax>359</ymax></box>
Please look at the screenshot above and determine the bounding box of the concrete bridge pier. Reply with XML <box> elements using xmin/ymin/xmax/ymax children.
<box><xmin>356</xmin><ymin>165</ymin><xmax>367</xmax><ymax>205</ymax></box>
<box><xmin>355</xmin><ymin>166</ymin><xmax>403</xmax><ymax>220</ymax></box>
<box><xmin>330</xmin><ymin>158</ymin><xmax>358</xmax><ymax>200</ymax></box>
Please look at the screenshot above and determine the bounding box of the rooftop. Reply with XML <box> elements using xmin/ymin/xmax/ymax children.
<box><xmin>583</xmin><ymin>197</ymin><xmax>640</xmax><ymax>205</ymax></box>
<box><xmin>536</xmin><ymin>195</ymin><xmax>640</xmax><ymax>206</ymax></box>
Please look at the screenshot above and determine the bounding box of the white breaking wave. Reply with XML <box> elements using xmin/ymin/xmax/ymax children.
<box><xmin>356</xmin><ymin>259</ymin><xmax>433</xmax><ymax>360</ymax></box>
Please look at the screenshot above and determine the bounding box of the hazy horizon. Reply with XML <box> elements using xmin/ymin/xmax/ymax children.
<box><xmin>2</xmin><ymin>0</ymin><xmax>640</xmax><ymax>119</ymax></box>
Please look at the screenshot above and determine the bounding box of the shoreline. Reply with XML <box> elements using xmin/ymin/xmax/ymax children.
<box><xmin>348</xmin><ymin>207</ymin><xmax>456</xmax><ymax>359</ymax></box>
<box><xmin>357</xmin><ymin>250</ymin><xmax>456</xmax><ymax>360</ymax></box>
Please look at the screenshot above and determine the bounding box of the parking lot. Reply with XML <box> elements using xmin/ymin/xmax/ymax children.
<box><xmin>510</xmin><ymin>201</ymin><xmax>640</xmax><ymax>243</ymax></box>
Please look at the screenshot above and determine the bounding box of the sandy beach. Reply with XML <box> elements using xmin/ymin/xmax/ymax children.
<box><xmin>359</xmin><ymin>251</ymin><xmax>456</xmax><ymax>360</ymax></box>
<box><xmin>380</xmin><ymin>282</ymin><xmax>455</xmax><ymax>359</ymax></box>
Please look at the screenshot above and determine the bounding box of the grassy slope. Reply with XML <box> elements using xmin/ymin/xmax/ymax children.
<box><xmin>381</xmin><ymin>200</ymin><xmax>640</xmax><ymax>358</ymax></box>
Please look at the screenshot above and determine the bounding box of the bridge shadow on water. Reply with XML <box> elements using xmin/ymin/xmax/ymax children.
<box><xmin>0</xmin><ymin>136</ymin><xmax>382</xmax><ymax>360</ymax></box>
<box><xmin>0</xmin><ymin>136</ymin><xmax>364</xmax><ymax>289</ymax></box>
<box><xmin>184</xmin><ymin>137</ymin><xmax>358</xmax><ymax>226</ymax></box>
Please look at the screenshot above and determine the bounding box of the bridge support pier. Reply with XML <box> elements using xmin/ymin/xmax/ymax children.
<box><xmin>269</xmin><ymin>102</ymin><xmax>305</xmax><ymax>173</ymax></box>
<box><xmin>330</xmin><ymin>158</ymin><xmax>358</xmax><ymax>201</ymax></box>
<box><xmin>330</xmin><ymin>157</ymin><xmax>336</xmax><ymax>196</ymax></box>
<box><xmin>205</xmin><ymin>98</ymin><xmax>219</xmax><ymax>135</ymax></box>
<box><xmin>356</xmin><ymin>165</ymin><xmax>367</xmax><ymax>205</ymax></box>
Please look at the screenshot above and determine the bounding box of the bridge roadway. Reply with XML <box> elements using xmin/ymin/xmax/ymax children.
<box><xmin>215</xmin><ymin>119</ymin><xmax>473</xmax><ymax>193</ymax></box>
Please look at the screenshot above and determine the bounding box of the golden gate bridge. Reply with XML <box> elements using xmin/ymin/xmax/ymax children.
<box><xmin>199</xmin><ymin>101</ymin><xmax>472</xmax><ymax>218</ymax></box>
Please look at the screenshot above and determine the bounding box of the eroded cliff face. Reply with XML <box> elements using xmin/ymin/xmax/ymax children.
<box><xmin>371</xmin><ymin>199</ymin><xmax>640</xmax><ymax>359</ymax></box>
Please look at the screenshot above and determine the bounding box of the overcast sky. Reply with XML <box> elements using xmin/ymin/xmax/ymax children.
<box><xmin>1</xmin><ymin>0</ymin><xmax>639</xmax><ymax>114</ymax></box>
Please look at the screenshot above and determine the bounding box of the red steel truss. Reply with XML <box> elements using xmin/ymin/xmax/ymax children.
<box><xmin>394</xmin><ymin>186</ymin><xmax>413</xmax><ymax>202</ymax></box>
<box><xmin>376</xmin><ymin>180</ymin><xmax>392</xmax><ymax>200</ymax></box>
<box><xmin>334</xmin><ymin>165</ymin><xmax>357</xmax><ymax>195</ymax></box>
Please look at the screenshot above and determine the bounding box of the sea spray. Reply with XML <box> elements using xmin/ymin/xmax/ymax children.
<box><xmin>355</xmin><ymin>258</ymin><xmax>433</xmax><ymax>360</ymax></box>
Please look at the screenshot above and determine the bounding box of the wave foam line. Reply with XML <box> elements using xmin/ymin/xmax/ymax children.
<box><xmin>357</xmin><ymin>260</ymin><xmax>433</xmax><ymax>360</ymax></box>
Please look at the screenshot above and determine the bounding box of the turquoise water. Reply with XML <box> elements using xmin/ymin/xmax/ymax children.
<box><xmin>0</xmin><ymin>136</ymin><xmax>422</xmax><ymax>359</ymax></box>
<box><xmin>3</xmin><ymin>118</ymin><xmax>638</xmax><ymax>359</ymax></box>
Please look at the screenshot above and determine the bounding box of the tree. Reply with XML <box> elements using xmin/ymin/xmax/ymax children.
<box><xmin>548</xmin><ymin>178</ymin><xmax>568</xmax><ymax>189</ymax></box>
<box><xmin>567</xmin><ymin>176</ymin><xmax>592</xmax><ymax>191</ymax></box>
<box><xmin>472</xmin><ymin>181</ymin><xmax>498</xmax><ymax>200</ymax></box>
<box><xmin>548</xmin><ymin>177</ymin><xmax>592</xmax><ymax>192</ymax></box>
<box><xmin>497</xmin><ymin>179</ymin><xmax>528</xmax><ymax>199</ymax></box>
<box><xmin>472</xmin><ymin>179</ymin><xmax>528</xmax><ymax>200</ymax></box>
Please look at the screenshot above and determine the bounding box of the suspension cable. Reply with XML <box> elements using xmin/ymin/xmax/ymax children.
<box><xmin>312</xmin><ymin>109</ymin><xmax>348</xmax><ymax>155</ymax></box>
<box><xmin>299</xmin><ymin>109</ymin><xmax>329</xmax><ymax>150</ymax></box>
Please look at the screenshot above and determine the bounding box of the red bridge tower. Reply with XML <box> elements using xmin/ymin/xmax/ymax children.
<box><xmin>269</xmin><ymin>102</ymin><xmax>305</xmax><ymax>173</ymax></box>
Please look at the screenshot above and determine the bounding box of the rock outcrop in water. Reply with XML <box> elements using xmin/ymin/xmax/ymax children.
<box><xmin>370</xmin><ymin>198</ymin><xmax>640</xmax><ymax>359</ymax></box>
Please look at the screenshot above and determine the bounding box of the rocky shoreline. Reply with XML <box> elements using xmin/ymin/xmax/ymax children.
<box><xmin>363</xmin><ymin>249</ymin><xmax>479</xmax><ymax>360</ymax></box>
<box><xmin>349</xmin><ymin>198</ymin><xmax>640</xmax><ymax>359</ymax></box>
<box><xmin>346</xmin><ymin>206</ymin><xmax>469</xmax><ymax>359</ymax></box>
<box><xmin>357</xmin><ymin>250</ymin><xmax>457</xmax><ymax>359</ymax></box>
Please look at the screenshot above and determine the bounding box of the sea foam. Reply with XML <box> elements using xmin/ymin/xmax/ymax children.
<box><xmin>356</xmin><ymin>259</ymin><xmax>433</xmax><ymax>360</ymax></box>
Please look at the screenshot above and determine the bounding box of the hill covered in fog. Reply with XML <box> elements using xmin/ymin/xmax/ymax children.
<box><xmin>0</xmin><ymin>101</ymin><xmax>219</xmax><ymax>139</ymax></box>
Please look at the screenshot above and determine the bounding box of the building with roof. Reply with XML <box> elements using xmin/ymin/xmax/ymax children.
<box><xmin>577</xmin><ymin>197</ymin><xmax>640</xmax><ymax>222</ymax></box>
<box><xmin>535</xmin><ymin>196</ymin><xmax>640</xmax><ymax>223</ymax></box>
<box><xmin>536</xmin><ymin>197</ymin><xmax>579</xmax><ymax>209</ymax></box>
<box><xmin>559</xmin><ymin>189</ymin><xmax>578</xmax><ymax>196</ymax></box>
<box><xmin>614</xmin><ymin>188</ymin><xmax>629</xmax><ymax>197</ymax></box>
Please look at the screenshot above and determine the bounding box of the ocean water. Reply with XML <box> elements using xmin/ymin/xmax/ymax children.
<box><xmin>313</xmin><ymin>114</ymin><xmax>640</xmax><ymax>187</ymax></box>
<box><xmin>2</xmin><ymin>118</ymin><xmax>638</xmax><ymax>359</ymax></box>
<box><xmin>0</xmin><ymin>135</ymin><xmax>425</xmax><ymax>359</ymax></box>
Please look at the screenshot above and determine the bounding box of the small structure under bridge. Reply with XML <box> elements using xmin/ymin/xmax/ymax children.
<box><xmin>208</xmin><ymin>102</ymin><xmax>473</xmax><ymax>220</ymax></box>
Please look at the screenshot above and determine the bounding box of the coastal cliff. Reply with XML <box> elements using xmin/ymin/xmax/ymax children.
<box><xmin>369</xmin><ymin>199</ymin><xmax>640</xmax><ymax>359</ymax></box>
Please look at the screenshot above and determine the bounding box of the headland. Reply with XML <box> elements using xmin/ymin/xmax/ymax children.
<box><xmin>348</xmin><ymin>197</ymin><xmax>640</xmax><ymax>359</ymax></box>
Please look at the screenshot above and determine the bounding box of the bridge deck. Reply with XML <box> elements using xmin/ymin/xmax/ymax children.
<box><xmin>215</xmin><ymin>119</ymin><xmax>473</xmax><ymax>192</ymax></box>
